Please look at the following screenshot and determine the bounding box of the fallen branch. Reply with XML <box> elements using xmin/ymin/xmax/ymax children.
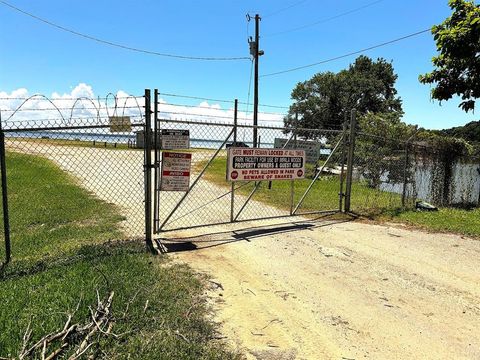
<box><xmin>18</xmin><ymin>290</ymin><xmax>118</xmax><ymax>360</ymax></box>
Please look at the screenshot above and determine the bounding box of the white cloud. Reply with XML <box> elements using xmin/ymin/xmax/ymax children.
<box><xmin>0</xmin><ymin>84</ymin><xmax>288</xmax><ymax>144</ymax></box>
<box><xmin>0</xmin><ymin>84</ymin><xmax>146</xmax><ymax>126</ymax></box>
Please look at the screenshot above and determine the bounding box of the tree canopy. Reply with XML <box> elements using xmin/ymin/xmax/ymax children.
<box><xmin>284</xmin><ymin>55</ymin><xmax>403</xmax><ymax>135</ymax></box>
<box><xmin>419</xmin><ymin>0</ymin><xmax>480</xmax><ymax>112</ymax></box>
<box><xmin>435</xmin><ymin>120</ymin><xmax>480</xmax><ymax>143</ymax></box>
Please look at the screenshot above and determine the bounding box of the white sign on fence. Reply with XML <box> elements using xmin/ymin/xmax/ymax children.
<box><xmin>274</xmin><ymin>138</ymin><xmax>323</xmax><ymax>163</ymax></box>
<box><xmin>160</xmin><ymin>152</ymin><xmax>192</xmax><ymax>191</ymax></box>
<box><xmin>227</xmin><ymin>148</ymin><xmax>306</xmax><ymax>182</ymax></box>
<box><xmin>161</xmin><ymin>129</ymin><xmax>190</xmax><ymax>149</ymax></box>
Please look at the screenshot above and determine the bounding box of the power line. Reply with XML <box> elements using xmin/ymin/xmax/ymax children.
<box><xmin>0</xmin><ymin>0</ymin><xmax>249</xmax><ymax>61</ymax></box>
<box><xmin>263</xmin><ymin>0</ymin><xmax>308</xmax><ymax>18</ymax></box>
<box><xmin>157</xmin><ymin>92</ymin><xmax>290</xmax><ymax>109</ymax></box>
<box><xmin>265</xmin><ymin>0</ymin><xmax>387</xmax><ymax>37</ymax></box>
<box><xmin>245</xmin><ymin>60</ymin><xmax>253</xmax><ymax>115</ymax></box>
<box><xmin>158</xmin><ymin>101</ymin><xmax>285</xmax><ymax>116</ymax></box>
<box><xmin>158</xmin><ymin>92</ymin><xmax>236</xmax><ymax>104</ymax></box>
<box><xmin>261</xmin><ymin>29</ymin><xmax>431</xmax><ymax>77</ymax></box>
<box><xmin>245</xmin><ymin>59</ymin><xmax>254</xmax><ymax>115</ymax></box>
<box><xmin>158</xmin><ymin>110</ymin><xmax>257</xmax><ymax>122</ymax></box>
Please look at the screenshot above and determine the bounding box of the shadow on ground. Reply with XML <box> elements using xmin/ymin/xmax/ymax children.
<box><xmin>159</xmin><ymin>213</ymin><xmax>356</xmax><ymax>253</ymax></box>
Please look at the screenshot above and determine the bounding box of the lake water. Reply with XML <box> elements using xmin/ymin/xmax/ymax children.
<box><xmin>5</xmin><ymin>130</ymin><xmax>277</xmax><ymax>149</ymax></box>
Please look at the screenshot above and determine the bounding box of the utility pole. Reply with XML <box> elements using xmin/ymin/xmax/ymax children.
<box><xmin>248</xmin><ymin>14</ymin><xmax>263</xmax><ymax>147</ymax></box>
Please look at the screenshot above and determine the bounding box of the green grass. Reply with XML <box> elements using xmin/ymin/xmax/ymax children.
<box><xmin>1</xmin><ymin>152</ymin><xmax>124</xmax><ymax>262</ymax></box>
<box><xmin>200</xmin><ymin>156</ymin><xmax>402</xmax><ymax>214</ymax></box>
<box><xmin>0</xmin><ymin>152</ymin><xmax>239</xmax><ymax>359</ymax></box>
<box><xmin>201</xmin><ymin>156</ymin><xmax>480</xmax><ymax>238</ymax></box>
<box><xmin>380</xmin><ymin>207</ymin><xmax>480</xmax><ymax>238</ymax></box>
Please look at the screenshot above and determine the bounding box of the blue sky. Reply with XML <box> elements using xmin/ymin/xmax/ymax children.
<box><xmin>0</xmin><ymin>0</ymin><xmax>477</xmax><ymax>129</ymax></box>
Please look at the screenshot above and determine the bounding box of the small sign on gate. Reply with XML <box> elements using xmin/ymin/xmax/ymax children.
<box><xmin>274</xmin><ymin>138</ymin><xmax>323</xmax><ymax>163</ymax></box>
<box><xmin>161</xmin><ymin>129</ymin><xmax>190</xmax><ymax>149</ymax></box>
<box><xmin>109</xmin><ymin>116</ymin><xmax>132</xmax><ymax>133</ymax></box>
<box><xmin>227</xmin><ymin>148</ymin><xmax>306</xmax><ymax>182</ymax></box>
<box><xmin>160</xmin><ymin>151</ymin><xmax>192</xmax><ymax>191</ymax></box>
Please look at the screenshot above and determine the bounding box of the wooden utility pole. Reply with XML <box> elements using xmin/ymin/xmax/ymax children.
<box><xmin>253</xmin><ymin>14</ymin><xmax>260</xmax><ymax>147</ymax></box>
<box><xmin>248</xmin><ymin>14</ymin><xmax>263</xmax><ymax>148</ymax></box>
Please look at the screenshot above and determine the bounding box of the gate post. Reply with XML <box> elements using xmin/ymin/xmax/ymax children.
<box><xmin>230</xmin><ymin>99</ymin><xmax>238</xmax><ymax>223</ymax></box>
<box><xmin>144</xmin><ymin>89</ymin><xmax>154</xmax><ymax>253</ymax></box>
<box><xmin>290</xmin><ymin>112</ymin><xmax>298</xmax><ymax>215</ymax></box>
<box><xmin>153</xmin><ymin>89</ymin><xmax>159</xmax><ymax>233</ymax></box>
<box><xmin>401</xmin><ymin>142</ymin><xmax>410</xmax><ymax>208</ymax></box>
<box><xmin>0</xmin><ymin>111</ymin><xmax>11</xmax><ymax>265</ymax></box>
<box><xmin>344</xmin><ymin>109</ymin><xmax>357</xmax><ymax>213</ymax></box>
<box><xmin>401</xmin><ymin>130</ymin><xmax>418</xmax><ymax>208</ymax></box>
<box><xmin>338</xmin><ymin>115</ymin><xmax>348</xmax><ymax>212</ymax></box>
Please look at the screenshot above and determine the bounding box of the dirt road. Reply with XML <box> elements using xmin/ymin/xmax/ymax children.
<box><xmin>167</xmin><ymin>219</ymin><xmax>480</xmax><ymax>360</ymax></box>
<box><xmin>11</xmin><ymin>143</ymin><xmax>479</xmax><ymax>359</ymax></box>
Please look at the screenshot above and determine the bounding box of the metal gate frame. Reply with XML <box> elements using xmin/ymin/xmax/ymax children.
<box><xmin>156</xmin><ymin>129</ymin><xmax>234</xmax><ymax>233</ymax></box>
<box><xmin>143</xmin><ymin>89</ymin><xmax>355</xmax><ymax>238</ymax></box>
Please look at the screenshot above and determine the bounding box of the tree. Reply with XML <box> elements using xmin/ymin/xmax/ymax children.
<box><xmin>355</xmin><ymin>113</ymin><xmax>417</xmax><ymax>189</ymax></box>
<box><xmin>419</xmin><ymin>0</ymin><xmax>480</xmax><ymax>112</ymax></box>
<box><xmin>437</xmin><ymin>120</ymin><xmax>480</xmax><ymax>143</ymax></box>
<box><xmin>284</xmin><ymin>56</ymin><xmax>403</xmax><ymax>136</ymax></box>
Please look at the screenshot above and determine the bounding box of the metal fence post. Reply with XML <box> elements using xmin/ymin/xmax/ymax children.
<box><xmin>230</xmin><ymin>99</ymin><xmax>238</xmax><ymax>223</ymax></box>
<box><xmin>0</xmin><ymin>112</ymin><xmax>11</xmax><ymax>265</ymax></box>
<box><xmin>153</xmin><ymin>89</ymin><xmax>159</xmax><ymax>233</ymax></box>
<box><xmin>401</xmin><ymin>142</ymin><xmax>410</xmax><ymax>208</ymax></box>
<box><xmin>338</xmin><ymin>115</ymin><xmax>348</xmax><ymax>212</ymax></box>
<box><xmin>344</xmin><ymin>109</ymin><xmax>357</xmax><ymax>213</ymax></box>
<box><xmin>144</xmin><ymin>89</ymin><xmax>154</xmax><ymax>253</ymax></box>
<box><xmin>290</xmin><ymin>112</ymin><xmax>298</xmax><ymax>215</ymax></box>
<box><xmin>401</xmin><ymin>130</ymin><xmax>419</xmax><ymax>208</ymax></box>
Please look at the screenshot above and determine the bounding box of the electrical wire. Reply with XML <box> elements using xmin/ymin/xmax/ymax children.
<box><xmin>156</xmin><ymin>100</ymin><xmax>285</xmax><ymax>117</ymax></box>
<box><xmin>245</xmin><ymin>59</ymin><xmax>254</xmax><ymax>116</ymax></box>
<box><xmin>261</xmin><ymin>29</ymin><xmax>431</xmax><ymax>77</ymax></box>
<box><xmin>158</xmin><ymin>110</ymin><xmax>268</xmax><ymax>122</ymax></box>
<box><xmin>0</xmin><ymin>0</ymin><xmax>249</xmax><ymax>61</ymax></box>
<box><xmin>157</xmin><ymin>92</ymin><xmax>290</xmax><ymax>109</ymax></box>
<box><xmin>263</xmin><ymin>0</ymin><xmax>308</xmax><ymax>18</ymax></box>
<box><xmin>158</xmin><ymin>93</ymin><xmax>235</xmax><ymax>104</ymax></box>
<box><xmin>265</xmin><ymin>0</ymin><xmax>387</xmax><ymax>37</ymax></box>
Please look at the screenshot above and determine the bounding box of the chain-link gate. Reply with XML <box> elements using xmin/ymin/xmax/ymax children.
<box><xmin>150</xmin><ymin>90</ymin><xmax>348</xmax><ymax>234</ymax></box>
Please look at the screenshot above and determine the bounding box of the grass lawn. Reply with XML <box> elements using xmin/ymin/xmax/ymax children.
<box><xmin>380</xmin><ymin>207</ymin><xmax>480</xmax><ymax>238</ymax></box>
<box><xmin>200</xmin><ymin>156</ymin><xmax>402</xmax><ymax>215</ymax></box>
<box><xmin>200</xmin><ymin>156</ymin><xmax>480</xmax><ymax>238</ymax></box>
<box><xmin>0</xmin><ymin>152</ymin><xmax>239</xmax><ymax>359</ymax></box>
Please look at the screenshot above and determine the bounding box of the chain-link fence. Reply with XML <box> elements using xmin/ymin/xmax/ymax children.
<box><xmin>2</xmin><ymin>90</ymin><xmax>479</xmax><ymax>262</ymax></box>
<box><xmin>0</xmin><ymin>93</ymin><xmax>148</xmax><ymax>265</ymax></box>
<box><xmin>349</xmin><ymin>128</ymin><xmax>480</xmax><ymax>214</ymax></box>
<box><xmin>349</xmin><ymin>131</ymin><xmax>413</xmax><ymax>215</ymax></box>
<box><xmin>408</xmin><ymin>142</ymin><xmax>480</xmax><ymax>208</ymax></box>
<box><xmin>153</xmin><ymin>117</ymin><xmax>346</xmax><ymax>232</ymax></box>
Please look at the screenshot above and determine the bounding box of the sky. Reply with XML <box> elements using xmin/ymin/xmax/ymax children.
<box><xmin>0</xmin><ymin>0</ymin><xmax>478</xmax><ymax>130</ymax></box>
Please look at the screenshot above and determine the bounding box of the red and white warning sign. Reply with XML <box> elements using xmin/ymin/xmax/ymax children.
<box><xmin>227</xmin><ymin>148</ymin><xmax>306</xmax><ymax>182</ymax></box>
<box><xmin>160</xmin><ymin>152</ymin><xmax>192</xmax><ymax>191</ymax></box>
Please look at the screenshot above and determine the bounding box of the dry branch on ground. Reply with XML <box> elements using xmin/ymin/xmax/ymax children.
<box><xmin>16</xmin><ymin>291</ymin><xmax>123</xmax><ymax>360</ymax></box>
